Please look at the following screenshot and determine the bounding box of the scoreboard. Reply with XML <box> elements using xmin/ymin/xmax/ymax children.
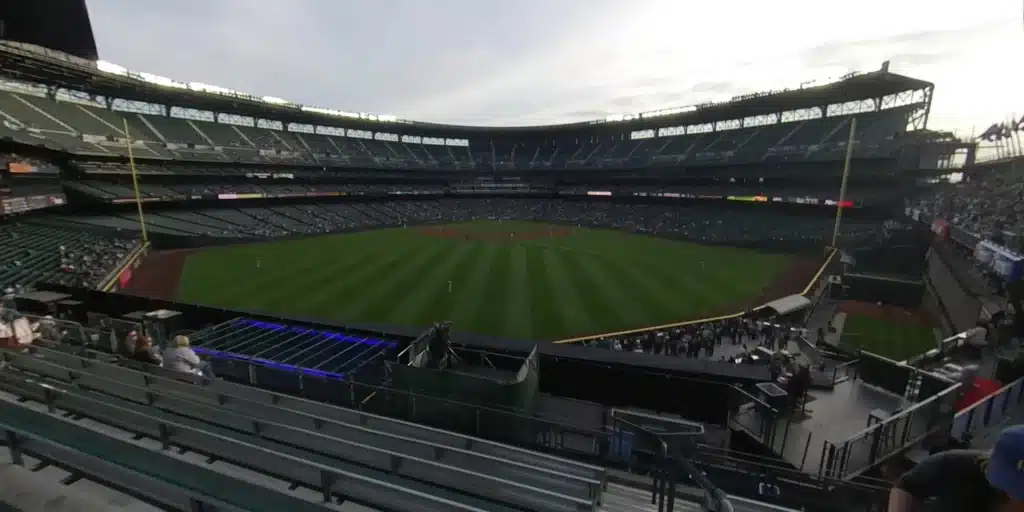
<box><xmin>0</xmin><ymin>160</ymin><xmax>67</xmax><ymax>216</ymax></box>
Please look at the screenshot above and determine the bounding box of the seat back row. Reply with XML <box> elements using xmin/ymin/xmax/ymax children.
<box><xmin>44</xmin><ymin>340</ymin><xmax>606</xmax><ymax>488</ymax></box>
<box><xmin>0</xmin><ymin>387</ymin><xmax>449</xmax><ymax>512</ymax></box>
<box><xmin>0</xmin><ymin>345</ymin><xmax>603</xmax><ymax>511</ymax></box>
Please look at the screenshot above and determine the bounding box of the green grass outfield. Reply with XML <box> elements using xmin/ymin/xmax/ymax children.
<box><xmin>839</xmin><ymin>315</ymin><xmax>938</xmax><ymax>361</ymax></box>
<box><xmin>177</xmin><ymin>221</ymin><xmax>792</xmax><ymax>341</ymax></box>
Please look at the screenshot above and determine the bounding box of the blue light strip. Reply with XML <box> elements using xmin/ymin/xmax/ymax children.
<box><xmin>234</xmin><ymin>319</ymin><xmax>398</xmax><ymax>348</ymax></box>
<box><xmin>194</xmin><ymin>347</ymin><xmax>348</xmax><ymax>381</ymax></box>
<box><xmin>192</xmin><ymin>319</ymin><xmax>397</xmax><ymax>381</ymax></box>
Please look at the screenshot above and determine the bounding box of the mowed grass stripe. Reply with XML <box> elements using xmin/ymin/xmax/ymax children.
<box><xmin>540</xmin><ymin>232</ymin><xmax>726</xmax><ymax>315</ymax></box>
<box><xmin>571</xmin><ymin>254</ymin><xmax>648</xmax><ymax>332</ymax></box>
<box><xmin>247</xmin><ymin>248</ymin><xmax>394</xmax><ymax>313</ymax></box>
<box><xmin>449</xmin><ymin>243</ymin><xmax>503</xmax><ymax>328</ymax></box>
<box><xmin>311</xmin><ymin>242</ymin><xmax>456</xmax><ymax>321</ymax></box>
<box><xmin>556</xmin><ymin>250</ymin><xmax>632</xmax><ymax>334</ymax></box>
<box><xmin>468</xmin><ymin>243</ymin><xmax>515</xmax><ymax>337</ymax></box>
<box><xmin>255</xmin><ymin>239</ymin><xmax>422</xmax><ymax>317</ymax></box>
<box><xmin>179</xmin><ymin>235</ymin><xmax>387</xmax><ymax>306</ymax></box>
<box><xmin>579</xmin><ymin>254</ymin><xmax>676</xmax><ymax>324</ymax></box>
<box><xmin>631</xmin><ymin>260</ymin><xmax>724</xmax><ymax>313</ymax></box>
<box><xmin>377</xmin><ymin>242</ymin><xmax>478</xmax><ymax>327</ymax></box>
<box><xmin>539</xmin><ymin>245</ymin><xmax>597</xmax><ymax>338</ymax></box>
<box><xmin>436</xmin><ymin>243</ymin><xmax>489</xmax><ymax>316</ymax></box>
<box><xmin>280</xmin><ymin>238</ymin><xmax>437</xmax><ymax>318</ymax></box>
<box><xmin>599</xmin><ymin>254</ymin><xmax>706</xmax><ymax>323</ymax></box>
<box><xmin>502</xmin><ymin>244</ymin><xmax>533</xmax><ymax>340</ymax></box>
<box><xmin>175</xmin><ymin>221</ymin><xmax>792</xmax><ymax>339</ymax></box>
<box><xmin>523</xmin><ymin>247</ymin><xmax>563</xmax><ymax>339</ymax></box>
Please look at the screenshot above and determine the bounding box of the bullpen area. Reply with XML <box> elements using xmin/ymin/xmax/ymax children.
<box><xmin>836</xmin><ymin>300</ymin><xmax>939</xmax><ymax>361</ymax></box>
<box><xmin>171</xmin><ymin>221</ymin><xmax>815</xmax><ymax>340</ymax></box>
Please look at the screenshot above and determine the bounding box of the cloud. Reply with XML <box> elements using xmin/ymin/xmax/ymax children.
<box><xmin>85</xmin><ymin>0</ymin><xmax>1024</xmax><ymax>133</ymax></box>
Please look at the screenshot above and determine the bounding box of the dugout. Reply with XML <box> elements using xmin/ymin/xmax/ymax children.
<box><xmin>840</xmin><ymin>272</ymin><xmax>924</xmax><ymax>309</ymax></box>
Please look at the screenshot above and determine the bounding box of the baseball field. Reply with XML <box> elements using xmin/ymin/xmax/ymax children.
<box><xmin>170</xmin><ymin>221</ymin><xmax>820</xmax><ymax>341</ymax></box>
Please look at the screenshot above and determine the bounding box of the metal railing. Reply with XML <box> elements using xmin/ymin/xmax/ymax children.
<box><xmin>823</xmin><ymin>380</ymin><xmax>961</xmax><ymax>478</ymax></box>
<box><xmin>952</xmin><ymin>376</ymin><xmax>1024</xmax><ymax>441</ymax></box>
<box><xmin>828</xmin><ymin>359</ymin><xmax>860</xmax><ymax>386</ymax></box>
<box><xmin>609</xmin><ymin>410</ymin><xmax>732</xmax><ymax>512</ymax></box>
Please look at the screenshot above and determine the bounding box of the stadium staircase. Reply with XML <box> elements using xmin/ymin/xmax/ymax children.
<box><xmin>0</xmin><ymin>338</ymin><xmax>734</xmax><ymax>512</ymax></box>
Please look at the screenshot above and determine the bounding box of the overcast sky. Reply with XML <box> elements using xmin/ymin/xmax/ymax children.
<box><xmin>86</xmin><ymin>0</ymin><xmax>1023</xmax><ymax>136</ymax></box>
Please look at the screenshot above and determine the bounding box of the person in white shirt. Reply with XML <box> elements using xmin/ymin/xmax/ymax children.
<box><xmin>163</xmin><ymin>335</ymin><xmax>202</xmax><ymax>375</ymax></box>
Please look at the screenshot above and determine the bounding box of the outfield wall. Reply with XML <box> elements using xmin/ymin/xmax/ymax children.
<box><xmin>137</xmin><ymin>216</ymin><xmax>833</xmax><ymax>254</ymax></box>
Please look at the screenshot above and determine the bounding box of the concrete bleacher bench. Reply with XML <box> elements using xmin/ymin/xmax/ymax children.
<box><xmin>0</xmin><ymin>345</ymin><xmax>605</xmax><ymax>511</ymax></box>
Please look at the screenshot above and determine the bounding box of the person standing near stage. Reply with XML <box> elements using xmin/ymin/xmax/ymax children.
<box><xmin>889</xmin><ymin>425</ymin><xmax>1024</xmax><ymax>511</ymax></box>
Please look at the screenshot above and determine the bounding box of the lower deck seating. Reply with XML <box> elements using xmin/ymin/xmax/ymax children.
<box><xmin>59</xmin><ymin>198</ymin><xmax>879</xmax><ymax>252</ymax></box>
<box><xmin>0</xmin><ymin>222</ymin><xmax>139</xmax><ymax>289</ymax></box>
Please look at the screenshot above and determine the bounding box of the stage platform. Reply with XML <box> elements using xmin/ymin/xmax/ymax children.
<box><xmin>731</xmin><ymin>378</ymin><xmax>905</xmax><ymax>475</ymax></box>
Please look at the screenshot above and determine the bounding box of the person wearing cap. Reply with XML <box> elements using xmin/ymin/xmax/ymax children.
<box><xmin>888</xmin><ymin>425</ymin><xmax>1024</xmax><ymax>512</ymax></box>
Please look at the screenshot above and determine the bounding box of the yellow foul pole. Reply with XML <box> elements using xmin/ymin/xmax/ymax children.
<box><xmin>830</xmin><ymin>116</ymin><xmax>856</xmax><ymax>251</ymax></box>
<box><xmin>123</xmin><ymin>118</ymin><xmax>149</xmax><ymax>244</ymax></box>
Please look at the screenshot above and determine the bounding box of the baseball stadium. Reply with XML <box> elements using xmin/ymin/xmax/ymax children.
<box><xmin>2</xmin><ymin>3</ymin><xmax>1023</xmax><ymax>512</ymax></box>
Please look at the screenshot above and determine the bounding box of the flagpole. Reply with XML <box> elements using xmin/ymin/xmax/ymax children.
<box><xmin>123</xmin><ymin>118</ymin><xmax>149</xmax><ymax>244</ymax></box>
<box><xmin>831</xmin><ymin>116</ymin><xmax>856</xmax><ymax>251</ymax></box>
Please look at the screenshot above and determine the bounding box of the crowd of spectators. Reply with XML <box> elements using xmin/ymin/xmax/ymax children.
<box><xmin>0</xmin><ymin>222</ymin><xmax>139</xmax><ymax>290</ymax></box>
<box><xmin>70</xmin><ymin>198</ymin><xmax>881</xmax><ymax>249</ymax></box>
<box><xmin>591</xmin><ymin>316</ymin><xmax>798</xmax><ymax>359</ymax></box>
<box><xmin>118</xmin><ymin>331</ymin><xmax>209</xmax><ymax>376</ymax></box>
<box><xmin>586</xmin><ymin>314</ymin><xmax>814</xmax><ymax>406</ymax></box>
<box><xmin>912</xmin><ymin>162</ymin><xmax>1024</xmax><ymax>243</ymax></box>
<box><xmin>0</xmin><ymin>300</ymin><xmax>209</xmax><ymax>379</ymax></box>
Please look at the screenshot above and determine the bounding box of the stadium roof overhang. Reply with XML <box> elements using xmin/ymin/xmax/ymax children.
<box><xmin>0</xmin><ymin>41</ymin><xmax>932</xmax><ymax>139</ymax></box>
<box><xmin>759</xmin><ymin>294</ymin><xmax>812</xmax><ymax>316</ymax></box>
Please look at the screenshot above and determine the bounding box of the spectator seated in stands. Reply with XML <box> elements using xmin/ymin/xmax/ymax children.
<box><xmin>121</xmin><ymin>330</ymin><xmax>139</xmax><ymax>358</ymax></box>
<box><xmin>133</xmin><ymin>334</ymin><xmax>163</xmax><ymax>366</ymax></box>
<box><xmin>33</xmin><ymin>315</ymin><xmax>60</xmax><ymax>342</ymax></box>
<box><xmin>0</xmin><ymin>313</ymin><xmax>12</xmax><ymax>348</ymax></box>
<box><xmin>913</xmin><ymin>164</ymin><xmax>1024</xmax><ymax>242</ymax></box>
<box><xmin>164</xmin><ymin>335</ymin><xmax>203</xmax><ymax>375</ymax></box>
<box><xmin>0</xmin><ymin>308</ymin><xmax>35</xmax><ymax>348</ymax></box>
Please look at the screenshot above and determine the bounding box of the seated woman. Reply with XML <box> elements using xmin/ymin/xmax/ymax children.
<box><xmin>121</xmin><ymin>330</ymin><xmax>139</xmax><ymax>358</ymax></box>
<box><xmin>133</xmin><ymin>335</ymin><xmax>163</xmax><ymax>366</ymax></box>
<box><xmin>163</xmin><ymin>335</ymin><xmax>205</xmax><ymax>376</ymax></box>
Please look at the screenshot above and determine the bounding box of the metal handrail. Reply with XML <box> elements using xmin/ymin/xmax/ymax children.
<box><xmin>610</xmin><ymin>411</ymin><xmax>731</xmax><ymax>512</ymax></box>
<box><xmin>830</xmin><ymin>359</ymin><xmax>859</xmax><ymax>386</ymax></box>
